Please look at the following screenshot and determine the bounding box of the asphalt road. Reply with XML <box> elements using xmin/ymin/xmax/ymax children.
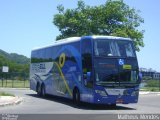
<box><xmin>0</xmin><ymin>88</ymin><xmax>160</xmax><ymax>114</ymax></box>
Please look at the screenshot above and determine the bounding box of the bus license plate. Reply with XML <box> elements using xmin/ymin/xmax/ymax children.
<box><xmin>116</xmin><ymin>99</ymin><xmax>123</xmax><ymax>103</ymax></box>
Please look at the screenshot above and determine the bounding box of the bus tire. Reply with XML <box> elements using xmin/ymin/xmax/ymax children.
<box><xmin>73</xmin><ymin>88</ymin><xmax>80</xmax><ymax>105</ymax></box>
<box><xmin>41</xmin><ymin>84</ymin><xmax>46</xmax><ymax>97</ymax></box>
<box><xmin>37</xmin><ymin>83</ymin><xmax>41</xmax><ymax>96</ymax></box>
<box><xmin>110</xmin><ymin>104</ymin><xmax>116</xmax><ymax>108</ymax></box>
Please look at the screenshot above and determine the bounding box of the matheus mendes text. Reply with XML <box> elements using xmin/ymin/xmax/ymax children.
<box><xmin>118</xmin><ymin>114</ymin><xmax>160</xmax><ymax>120</ymax></box>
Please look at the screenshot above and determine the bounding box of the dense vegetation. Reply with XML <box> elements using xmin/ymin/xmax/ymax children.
<box><xmin>145</xmin><ymin>80</ymin><xmax>160</xmax><ymax>88</ymax></box>
<box><xmin>53</xmin><ymin>0</ymin><xmax>144</xmax><ymax>51</ymax></box>
<box><xmin>0</xmin><ymin>49</ymin><xmax>30</xmax><ymax>79</ymax></box>
<box><xmin>0</xmin><ymin>49</ymin><xmax>30</xmax><ymax>64</ymax></box>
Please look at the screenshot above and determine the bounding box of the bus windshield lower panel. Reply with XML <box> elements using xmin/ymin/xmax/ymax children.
<box><xmin>95</xmin><ymin>70</ymin><xmax>138</xmax><ymax>87</ymax></box>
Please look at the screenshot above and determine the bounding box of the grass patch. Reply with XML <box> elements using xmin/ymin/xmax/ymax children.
<box><xmin>0</xmin><ymin>92</ymin><xmax>15</xmax><ymax>97</ymax></box>
<box><xmin>0</xmin><ymin>80</ymin><xmax>29</xmax><ymax>88</ymax></box>
<box><xmin>140</xmin><ymin>87</ymin><xmax>160</xmax><ymax>92</ymax></box>
<box><xmin>145</xmin><ymin>80</ymin><xmax>160</xmax><ymax>87</ymax></box>
<box><xmin>140</xmin><ymin>80</ymin><xmax>160</xmax><ymax>92</ymax></box>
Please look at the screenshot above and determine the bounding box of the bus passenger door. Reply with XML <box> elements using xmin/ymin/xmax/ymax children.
<box><xmin>81</xmin><ymin>38</ymin><xmax>93</xmax><ymax>88</ymax></box>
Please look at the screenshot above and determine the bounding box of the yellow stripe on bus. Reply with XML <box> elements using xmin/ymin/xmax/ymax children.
<box><xmin>54</xmin><ymin>62</ymin><xmax>73</xmax><ymax>97</ymax></box>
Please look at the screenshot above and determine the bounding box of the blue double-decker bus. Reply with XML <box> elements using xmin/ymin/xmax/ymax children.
<box><xmin>30</xmin><ymin>36</ymin><xmax>141</xmax><ymax>105</ymax></box>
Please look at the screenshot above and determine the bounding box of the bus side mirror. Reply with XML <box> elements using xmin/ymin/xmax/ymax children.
<box><xmin>86</xmin><ymin>72</ymin><xmax>91</xmax><ymax>82</ymax></box>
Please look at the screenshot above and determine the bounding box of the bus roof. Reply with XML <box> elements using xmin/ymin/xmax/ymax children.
<box><xmin>32</xmin><ymin>37</ymin><xmax>81</xmax><ymax>51</ymax></box>
<box><xmin>32</xmin><ymin>36</ymin><xmax>131</xmax><ymax>51</ymax></box>
<box><xmin>91</xmin><ymin>36</ymin><xmax>131</xmax><ymax>41</ymax></box>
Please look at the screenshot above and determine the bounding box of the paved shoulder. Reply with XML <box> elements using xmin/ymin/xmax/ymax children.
<box><xmin>140</xmin><ymin>91</ymin><xmax>160</xmax><ymax>95</ymax></box>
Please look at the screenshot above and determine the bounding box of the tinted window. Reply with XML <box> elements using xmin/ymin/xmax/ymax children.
<box><xmin>117</xmin><ymin>40</ymin><xmax>135</xmax><ymax>57</ymax></box>
<box><xmin>94</xmin><ymin>39</ymin><xmax>135</xmax><ymax>57</ymax></box>
<box><xmin>82</xmin><ymin>39</ymin><xmax>92</xmax><ymax>72</ymax></box>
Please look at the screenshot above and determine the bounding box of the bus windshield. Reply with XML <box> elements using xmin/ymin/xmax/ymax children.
<box><xmin>95</xmin><ymin>70</ymin><xmax>139</xmax><ymax>86</ymax></box>
<box><xmin>94</xmin><ymin>39</ymin><xmax>135</xmax><ymax>57</ymax></box>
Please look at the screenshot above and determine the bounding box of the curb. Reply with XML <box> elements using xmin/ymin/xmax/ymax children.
<box><xmin>0</xmin><ymin>96</ymin><xmax>23</xmax><ymax>107</ymax></box>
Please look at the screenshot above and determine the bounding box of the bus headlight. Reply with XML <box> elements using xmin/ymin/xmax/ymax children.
<box><xmin>123</xmin><ymin>90</ymin><xmax>129</xmax><ymax>95</ymax></box>
<box><xmin>95</xmin><ymin>90</ymin><xmax>107</xmax><ymax>96</ymax></box>
<box><xmin>131</xmin><ymin>91</ymin><xmax>139</xmax><ymax>96</ymax></box>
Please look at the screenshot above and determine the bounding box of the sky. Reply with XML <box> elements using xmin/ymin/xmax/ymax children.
<box><xmin>0</xmin><ymin>0</ymin><xmax>160</xmax><ymax>72</ymax></box>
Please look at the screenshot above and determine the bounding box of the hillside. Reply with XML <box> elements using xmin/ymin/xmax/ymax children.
<box><xmin>0</xmin><ymin>49</ymin><xmax>30</xmax><ymax>64</ymax></box>
<box><xmin>0</xmin><ymin>49</ymin><xmax>29</xmax><ymax>77</ymax></box>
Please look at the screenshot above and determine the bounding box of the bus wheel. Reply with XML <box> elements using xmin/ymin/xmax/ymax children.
<box><xmin>41</xmin><ymin>84</ymin><xmax>46</xmax><ymax>97</ymax></box>
<box><xmin>37</xmin><ymin>83</ymin><xmax>41</xmax><ymax>96</ymax></box>
<box><xmin>73</xmin><ymin>89</ymin><xmax>80</xmax><ymax>105</ymax></box>
<box><xmin>110</xmin><ymin>104</ymin><xmax>116</xmax><ymax>108</ymax></box>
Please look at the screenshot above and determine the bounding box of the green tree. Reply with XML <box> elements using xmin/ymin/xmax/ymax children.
<box><xmin>0</xmin><ymin>55</ymin><xmax>29</xmax><ymax>79</ymax></box>
<box><xmin>53</xmin><ymin>0</ymin><xmax>144</xmax><ymax>51</ymax></box>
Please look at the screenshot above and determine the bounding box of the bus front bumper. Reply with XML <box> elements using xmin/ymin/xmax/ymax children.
<box><xmin>93</xmin><ymin>94</ymin><xmax>139</xmax><ymax>105</ymax></box>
